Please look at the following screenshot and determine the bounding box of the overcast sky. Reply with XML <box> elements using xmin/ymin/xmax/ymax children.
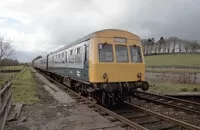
<box><xmin>1</xmin><ymin>0</ymin><xmax>200</xmax><ymax>62</ymax></box>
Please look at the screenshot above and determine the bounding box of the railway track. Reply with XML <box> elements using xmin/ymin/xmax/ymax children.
<box><xmin>37</xmin><ymin>69</ymin><xmax>200</xmax><ymax>130</ymax></box>
<box><xmin>135</xmin><ymin>91</ymin><xmax>200</xmax><ymax>116</ymax></box>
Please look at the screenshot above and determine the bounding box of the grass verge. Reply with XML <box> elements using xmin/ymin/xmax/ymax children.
<box><xmin>148</xmin><ymin>81</ymin><xmax>200</xmax><ymax>94</ymax></box>
<box><xmin>12</xmin><ymin>67</ymin><xmax>40</xmax><ymax>104</ymax></box>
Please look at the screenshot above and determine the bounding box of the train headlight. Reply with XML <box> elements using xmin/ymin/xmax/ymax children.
<box><xmin>137</xmin><ymin>73</ymin><xmax>142</xmax><ymax>78</ymax></box>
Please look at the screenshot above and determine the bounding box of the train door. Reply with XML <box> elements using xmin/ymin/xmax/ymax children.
<box><xmin>84</xmin><ymin>40</ymin><xmax>90</xmax><ymax>70</ymax></box>
<box><xmin>83</xmin><ymin>40</ymin><xmax>90</xmax><ymax>81</ymax></box>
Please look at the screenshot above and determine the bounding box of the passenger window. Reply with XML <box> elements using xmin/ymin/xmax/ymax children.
<box><xmin>77</xmin><ymin>47</ymin><xmax>81</xmax><ymax>54</ymax></box>
<box><xmin>99</xmin><ymin>43</ymin><xmax>113</xmax><ymax>62</ymax></box>
<box><xmin>69</xmin><ymin>50</ymin><xmax>74</xmax><ymax>63</ymax></box>
<box><xmin>65</xmin><ymin>52</ymin><xmax>68</xmax><ymax>63</ymax></box>
<box><xmin>58</xmin><ymin>54</ymin><xmax>61</xmax><ymax>63</ymax></box>
<box><xmin>115</xmin><ymin>45</ymin><xmax>129</xmax><ymax>62</ymax></box>
<box><xmin>70</xmin><ymin>50</ymin><xmax>73</xmax><ymax>55</ymax></box>
<box><xmin>130</xmin><ymin>45</ymin><xmax>142</xmax><ymax>63</ymax></box>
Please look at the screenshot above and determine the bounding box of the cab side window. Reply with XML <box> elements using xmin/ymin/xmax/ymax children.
<box><xmin>130</xmin><ymin>46</ymin><xmax>142</xmax><ymax>63</ymax></box>
<box><xmin>98</xmin><ymin>44</ymin><xmax>113</xmax><ymax>62</ymax></box>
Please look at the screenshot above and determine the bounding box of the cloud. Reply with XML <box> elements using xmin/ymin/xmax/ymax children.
<box><xmin>0</xmin><ymin>0</ymin><xmax>200</xmax><ymax>62</ymax></box>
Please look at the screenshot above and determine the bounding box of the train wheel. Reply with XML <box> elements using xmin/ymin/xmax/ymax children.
<box><xmin>102</xmin><ymin>92</ymin><xmax>114</xmax><ymax>107</ymax></box>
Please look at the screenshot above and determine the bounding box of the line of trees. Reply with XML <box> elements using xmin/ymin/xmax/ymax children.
<box><xmin>141</xmin><ymin>37</ymin><xmax>200</xmax><ymax>55</ymax></box>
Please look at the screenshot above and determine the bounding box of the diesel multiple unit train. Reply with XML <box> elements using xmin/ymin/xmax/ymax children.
<box><xmin>33</xmin><ymin>29</ymin><xmax>149</xmax><ymax>107</ymax></box>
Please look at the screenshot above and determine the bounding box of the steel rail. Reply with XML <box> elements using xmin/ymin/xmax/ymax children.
<box><xmin>137</xmin><ymin>91</ymin><xmax>200</xmax><ymax>107</ymax></box>
<box><xmin>136</xmin><ymin>93</ymin><xmax>200</xmax><ymax>116</ymax></box>
<box><xmin>125</xmin><ymin>102</ymin><xmax>200</xmax><ymax>130</ymax></box>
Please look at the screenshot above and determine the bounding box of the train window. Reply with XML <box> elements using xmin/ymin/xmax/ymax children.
<box><xmin>61</xmin><ymin>53</ymin><xmax>64</xmax><ymax>63</ymax></box>
<box><xmin>130</xmin><ymin>45</ymin><xmax>142</xmax><ymax>63</ymax></box>
<box><xmin>65</xmin><ymin>52</ymin><xmax>68</xmax><ymax>63</ymax></box>
<box><xmin>76</xmin><ymin>47</ymin><xmax>81</xmax><ymax>54</ymax></box>
<box><xmin>58</xmin><ymin>54</ymin><xmax>60</xmax><ymax>63</ymax></box>
<box><xmin>85</xmin><ymin>45</ymin><xmax>89</xmax><ymax>62</ymax></box>
<box><xmin>99</xmin><ymin>43</ymin><xmax>113</xmax><ymax>62</ymax></box>
<box><xmin>55</xmin><ymin>55</ymin><xmax>57</xmax><ymax>63</ymax></box>
<box><xmin>115</xmin><ymin>45</ymin><xmax>129</xmax><ymax>62</ymax></box>
<box><xmin>70</xmin><ymin>50</ymin><xmax>73</xmax><ymax>55</ymax></box>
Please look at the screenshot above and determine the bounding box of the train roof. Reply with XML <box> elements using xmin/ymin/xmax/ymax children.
<box><xmin>49</xmin><ymin>29</ymin><xmax>140</xmax><ymax>55</ymax></box>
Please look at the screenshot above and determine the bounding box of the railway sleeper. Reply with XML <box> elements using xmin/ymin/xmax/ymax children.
<box><xmin>146</xmin><ymin>123</ymin><xmax>176</xmax><ymax>130</ymax></box>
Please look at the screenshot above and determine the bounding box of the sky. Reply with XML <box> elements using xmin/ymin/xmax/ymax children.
<box><xmin>0</xmin><ymin>0</ymin><xmax>200</xmax><ymax>62</ymax></box>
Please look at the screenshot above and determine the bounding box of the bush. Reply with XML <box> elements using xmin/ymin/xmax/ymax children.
<box><xmin>192</xmin><ymin>88</ymin><xmax>198</xmax><ymax>92</ymax></box>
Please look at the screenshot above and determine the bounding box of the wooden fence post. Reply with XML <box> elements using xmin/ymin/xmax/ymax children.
<box><xmin>0</xmin><ymin>81</ymin><xmax>12</xmax><ymax>130</ymax></box>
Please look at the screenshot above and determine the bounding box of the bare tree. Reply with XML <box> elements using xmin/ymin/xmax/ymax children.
<box><xmin>159</xmin><ymin>37</ymin><xmax>165</xmax><ymax>53</ymax></box>
<box><xmin>164</xmin><ymin>38</ymin><xmax>171</xmax><ymax>53</ymax></box>
<box><xmin>189</xmin><ymin>41</ymin><xmax>200</xmax><ymax>52</ymax></box>
<box><xmin>147</xmin><ymin>38</ymin><xmax>153</xmax><ymax>54</ymax></box>
<box><xmin>0</xmin><ymin>35</ymin><xmax>15</xmax><ymax>65</ymax></box>
<box><xmin>141</xmin><ymin>39</ymin><xmax>149</xmax><ymax>55</ymax></box>
<box><xmin>178</xmin><ymin>38</ymin><xmax>181</xmax><ymax>53</ymax></box>
<box><xmin>150</xmin><ymin>38</ymin><xmax>155</xmax><ymax>54</ymax></box>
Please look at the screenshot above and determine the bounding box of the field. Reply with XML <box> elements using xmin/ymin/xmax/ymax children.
<box><xmin>145</xmin><ymin>54</ymin><xmax>200</xmax><ymax>93</ymax></box>
<box><xmin>0</xmin><ymin>65</ymin><xmax>24</xmax><ymax>70</ymax></box>
<box><xmin>0</xmin><ymin>66</ymin><xmax>40</xmax><ymax>104</ymax></box>
<box><xmin>0</xmin><ymin>66</ymin><xmax>24</xmax><ymax>85</ymax></box>
<box><xmin>145</xmin><ymin>54</ymin><xmax>200</xmax><ymax>67</ymax></box>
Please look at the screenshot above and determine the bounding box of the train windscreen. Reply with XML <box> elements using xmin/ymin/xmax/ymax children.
<box><xmin>115</xmin><ymin>45</ymin><xmax>129</xmax><ymax>62</ymax></box>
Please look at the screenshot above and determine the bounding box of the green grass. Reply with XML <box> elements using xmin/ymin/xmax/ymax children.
<box><xmin>145</xmin><ymin>54</ymin><xmax>200</xmax><ymax>67</ymax></box>
<box><xmin>148</xmin><ymin>81</ymin><xmax>200</xmax><ymax>94</ymax></box>
<box><xmin>12</xmin><ymin>67</ymin><xmax>40</xmax><ymax>104</ymax></box>
<box><xmin>146</xmin><ymin>68</ymin><xmax>200</xmax><ymax>73</ymax></box>
<box><xmin>0</xmin><ymin>65</ymin><xmax>24</xmax><ymax>70</ymax></box>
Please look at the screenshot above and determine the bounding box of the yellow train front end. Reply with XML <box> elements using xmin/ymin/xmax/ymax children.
<box><xmin>88</xmin><ymin>30</ymin><xmax>149</xmax><ymax>106</ymax></box>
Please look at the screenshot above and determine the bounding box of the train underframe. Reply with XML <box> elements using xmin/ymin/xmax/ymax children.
<box><xmin>37</xmin><ymin>68</ymin><xmax>149</xmax><ymax>107</ymax></box>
